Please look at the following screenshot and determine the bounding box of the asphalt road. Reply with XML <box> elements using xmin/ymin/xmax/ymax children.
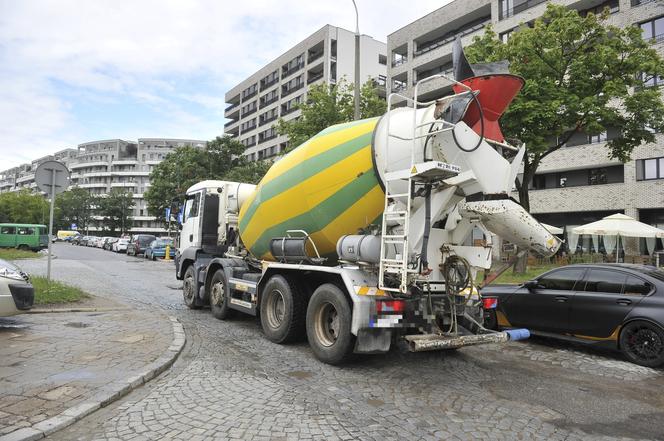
<box><xmin>15</xmin><ymin>243</ymin><xmax>664</xmax><ymax>440</ymax></box>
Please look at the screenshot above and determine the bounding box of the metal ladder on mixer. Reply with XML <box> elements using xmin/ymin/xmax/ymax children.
<box><xmin>378</xmin><ymin>75</ymin><xmax>470</xmax><ymax>294</ymax></box>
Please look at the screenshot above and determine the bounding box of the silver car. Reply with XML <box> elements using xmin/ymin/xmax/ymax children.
<box><xmin>0</xmin><ymin>259</ymin><xmax>34</xmax><ymax>317</ymax></box>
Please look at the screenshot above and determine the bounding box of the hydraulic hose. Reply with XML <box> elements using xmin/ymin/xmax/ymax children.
<box><xmin>452</xmin><ymin>90</ymin><xmax>485</xmax><ymax>153</ymax></box>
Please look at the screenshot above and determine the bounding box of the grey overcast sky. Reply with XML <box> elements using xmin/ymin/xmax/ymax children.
<box><xmin>0</xmin><ymin>0</ymin><xmax>453</xmax><ymax>169</ymax></box>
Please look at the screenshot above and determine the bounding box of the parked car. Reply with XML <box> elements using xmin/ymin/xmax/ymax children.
<box><xmin>144</xmin><ymin>238</ymin><xmax>175</xmax><ymax>261</ymax></box>
<box><xmin>78</xmin><ymin>236</ymin><xmax>91</xmax><ymax>246</ymax></box>
<box><xmin>96</xmin><ymin>236</ymin><xmax>110</xmax><ymax>248</ymax></box>
<box><xmin>103</xmin><ymin>237</ymin><xmax>119</xmax><ymax>251</ymax></box>
<box><xmin>126</xmin><ymin>234</ymin><xmax>156</xmax><ymax>257</ymax></box>
<box><xmin>482</xmin><ymin>263</ymin><xmax>664</xmax><ymax>367</ymax></box>
<box><xmin>0</xmin><ymin>258</ymin><xmax>34</xmax><ymax>317</ymax></box>
<box><xmin>113</xmin><ymin>238</ymin><xmax>130</xmax><ymax>253</ymax></box>
<box><xmin>86</xmin><ymin>237</ymin><xmax>97</xmax><ymax>247</ymax></box>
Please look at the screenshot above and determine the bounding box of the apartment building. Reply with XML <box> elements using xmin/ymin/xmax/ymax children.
<box><xmin>224</xmin><ymin>24</ymin><xmax>387</xmax><ymax>161</ymax></box>
<box><xmin>388</xmin><ymin>0</ymin><xmax>664</xmax><ymax>251</ymax></box>
<box><xmin>0</xmin><ymin>138</ymin><xmax>206</xmax><ymax>234</ymax></box>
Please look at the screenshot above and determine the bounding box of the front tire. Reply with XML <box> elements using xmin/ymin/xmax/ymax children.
<box><xmin>260</xmin><ymin>275</ymin><xmax>305</xmax><ymax>344</ymax></box>
<box><xmin>619</xmin><ymin>320</ymin><xmax>664</xmax><ymax>367</ymax></box>
<box><xmin>209</xmin><ymin>269</ymin><xmax>233</xmax><ymax>320</ymax></box>
<box><xmin>306</xmin><ymin>284</ymin><xmax>355</xmax><ymax>365</ymax></box>
<box><xmin>182</xmin><ymin>265</ymin><xmax>200</xmax><ymax>309</ymax></box>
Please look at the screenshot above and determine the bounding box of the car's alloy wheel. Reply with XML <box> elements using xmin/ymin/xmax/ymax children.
<box><xmin>620</xmin><ymin>320</ymin><xmax>664</xmax><ymax>367</ymax></box>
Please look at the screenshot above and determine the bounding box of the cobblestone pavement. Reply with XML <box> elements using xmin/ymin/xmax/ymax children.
<box><xmin>0</xmin><ymin>306</ymin><xmax>172</xmax><ymax>437</ymax></box>
<box><xmin>15</xmin><ymin>244</ymin><xmax>664</xmax><ymax>440</ymax></box>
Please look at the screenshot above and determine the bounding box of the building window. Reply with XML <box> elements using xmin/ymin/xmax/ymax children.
<box><xmin>636</xmin><ymin>157</ymin><xmax>664</xmax><ymax>180</ymax></box>
<box><xmin>499</xmin><ymin>0</ymin><xmax>548</xmax><ymax>20</ymax></box>
<box><xmin>588</xmin><ymin>132</ymin><xmax>607</xmax><ymax>144</ymax></box>
<box><xmin>532</xmin><ymin>165</ymin><xmax>624</xmax><ymax>189</ymax></box>
<box><xmin>640</xmin><ymin>71</ymin><xmax>664</xmax><ymax>88</ymax></box>
<box><xmin>500</xmin><ymin>30</ymin><xmax>512</xmax><ymax>43</ymax></box>
<box><xmin>378</xmin><ymin>54</ymin><xmax>387</xmax><ymax>65</ymax></box>
<box><xmin>640</xmin><ymin>16</ymin><xmax>664</xmax><ymax>43</ymax></box>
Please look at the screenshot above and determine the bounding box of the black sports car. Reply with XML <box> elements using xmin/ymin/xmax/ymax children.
<box><xmin>481</xmin><ymin>264</ymin><xmax>664</xmax><ymax>367</ymax></box>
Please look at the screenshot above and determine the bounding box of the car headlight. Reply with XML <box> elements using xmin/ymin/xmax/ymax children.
<box><xmin>0</xmin><ymin>266</ymin><xmax>27</xmax><ymax>281</ymax></box>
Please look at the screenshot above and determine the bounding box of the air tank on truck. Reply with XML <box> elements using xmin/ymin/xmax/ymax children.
<box><xmin>175</xmin><ymin>42</ymin><xmax>561</xmax><ymax>364</ymax></box>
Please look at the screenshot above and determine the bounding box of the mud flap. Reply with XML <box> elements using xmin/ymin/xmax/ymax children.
<box><xmin>354</xmin><ymin>328</ymin><xmax>392</xmax><ymax>353</ymax></box>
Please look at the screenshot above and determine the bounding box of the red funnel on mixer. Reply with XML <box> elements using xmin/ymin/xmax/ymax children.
<box><xmin>452</xmin><ymin>74</ymin><xmax>524</xmax><ymax>143</ymax></box>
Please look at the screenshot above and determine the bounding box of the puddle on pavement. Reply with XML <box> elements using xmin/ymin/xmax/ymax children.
<box><xmin>287</xmin><ymin>370</ymin><xmax>313</xmax><ymax>379</ymax></box>
<box><xmin>0</xmin><ymin>321</ymin><xmax>28</xmax><ymax>331</ymax></box>
<box><xmin>65</xmin><ymin>322</ymin><xmax>90</xmax><ymax>328</ymax></box>
<box><xmin>366</xmin><ymin>398</ymin><xmax>385</xmax><ymax>407</ymax></box>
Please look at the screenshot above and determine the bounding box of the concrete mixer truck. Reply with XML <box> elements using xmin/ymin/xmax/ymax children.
<box><xmin>174</xmin><ymin>42</ymin><xmax>562</xmax><ymax>364</ymax></box>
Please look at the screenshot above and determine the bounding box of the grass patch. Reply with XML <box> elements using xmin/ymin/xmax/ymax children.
<box><xmin>31</xmin><ymin>276</ymin><xmax>89</xmax><ymax>305</ymax></box>
<box><xmin>491</xmin><ymin>263</ymin><xmax>564</xmax><ymax>285</ymax></box>
<box><xmin>0</xmin><ymin>248</ymin><xmax>43</xmax><ymax>260</ymax></box>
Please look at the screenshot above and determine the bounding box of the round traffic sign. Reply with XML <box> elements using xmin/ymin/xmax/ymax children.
<box><xmin>35</xmin><ymin>161</ymin><xmax>70</xmax><ymax>195</ymax></box>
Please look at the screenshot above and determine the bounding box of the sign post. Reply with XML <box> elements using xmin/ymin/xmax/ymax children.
<box><xmin>35</xmin><ymin>161</ymin><xmax>70</xmax><ymax>283</ymax></box>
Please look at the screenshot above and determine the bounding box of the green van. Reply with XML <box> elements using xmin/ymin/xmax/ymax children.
<box><xmin>0</xmin><ymin>224</ymin><xmax>49</xmax><ymax>251</ymax></box>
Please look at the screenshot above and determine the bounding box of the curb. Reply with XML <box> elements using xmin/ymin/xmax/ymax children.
<box><xmin>0</xmin><ymin>316</ymin><xmax>186</xmax><ymax>441</ymax></box>
<box><xmin>27</xmin><ymin>307</ymin><xmax>129</xmax><ymax>314</ymax></box>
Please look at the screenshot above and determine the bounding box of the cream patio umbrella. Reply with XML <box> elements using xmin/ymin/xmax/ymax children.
<box><xmin>572</xmin><ymin>213</ymin><xmax>664</xmax><ymax>263</ymax></box>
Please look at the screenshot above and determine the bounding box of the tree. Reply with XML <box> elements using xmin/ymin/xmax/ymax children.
<box><xmin>96</xmin><ymin>188</ymin><xmax>134</xmax><ymax>235</ymax></box>
<box><xmin>55</xmin><ymin>187</ymin><xmax>96</xmax><ymax>232</ymax></box>
<box><xmin>223</xmin><ymin>160</ymin><xmax>273</xmax><ymax>185</ymax></box>
<box><xmin>465</xmin><ymin>4</ymin><xmax>664</xmax><ymax>211</ymax></box>
<box><xmin>276</xmin><ymin>79</ymin><xmax>387</xmax><ymax>149</ymax></box>
<box><xmin>0</xmin><ymin>190</ymin><xmax>49</xmax><ymax>224</ymax></box>
<box><xmin>144</xmin><ymin>136</ymin><xmax>267</xmax><ymax>217</ymax></box>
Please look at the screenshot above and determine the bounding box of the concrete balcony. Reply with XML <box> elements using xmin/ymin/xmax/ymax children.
<box><xmin>70</xmin><ymin>161</ymin><xmax>108</xmax><ymax>170</ymax></box>
<box><xmin>110</xmin><ymin>182</ymin><xmax>136</xmax><ymax>188</ymax></box>
<box><xmin>15</xmin><ymin>174</ymin><xmax>35</xmax><ymax>184</ymax></box>
<box><xmin>82</xmin><ymin>172</ymin><xmax>113</xmax><ymax>178</ymax></box>
<box><xmin>78</xmin><ymin>183</ymin><xmax>108</xmax><ymax>189</ymax></box>
<box><xmin>133</xmin><ymin>215</ymin><xmax>157</xmax><ymax>221</ymax></box>
<box><xmin>528</xmin><ymin>183</ymin><xmax>625</xmax><ymax>214</ymax></box>
<box><xmin>111</xmin><ymin>159</ymin><xmax>138</xmax><ymax>166</ymax></box>
<box><xmin>112</xmin><ymin>171</ymin><xmax>149</xmax><ymax>177</ymax></box>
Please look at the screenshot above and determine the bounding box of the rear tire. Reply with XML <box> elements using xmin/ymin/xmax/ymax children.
<box><xmin>182</xmin><ymin>265</ymin><xmax>200</xmax><ymax>309</ymax></box>
<box><xmin>306</xmin><ymin>284</ymin><xmax>355</xmax><ymax>365</ymax></box>
<box><xmin>210</xmin><ymin>269</ymin><xmax>233</xmax><ymax>320</ymax></box>
<box><xmin>619</xmin><ymin>320</ymin><xmax>664</xmax><ymax>367</ymax></box>
<box><xmin>260</xmin><ymin>275</ymin><xmax>305</xmax><ymax>344</ymax></box>
<box><xmin>17</xmin><ymin>244</ymin><xmax>29</xmax><ymax>251</ymax></box>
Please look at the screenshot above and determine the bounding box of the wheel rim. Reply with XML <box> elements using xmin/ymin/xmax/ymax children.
<box><xmin>314</xmin><ymin>301</ymin><xmax>340</xmax><ymax>347</ymax></box>
<box><xmin>625</xmin><ymin>325</ymin><xmax>663</xmax><ymax>361</ymax></box>
<box><xmin>265</xmin><ymin>289</ymin><xmax>286</xmax><ymax>329</ymax></box>
<box><xmin>210</xmin><ymin>279</ymin><xmax>225</xmax><ymax>307</ymax></box>
<box><xmin>183</xmin><ymin>273</ymin><xmax>195</xmax><ymax>305</ymax></box>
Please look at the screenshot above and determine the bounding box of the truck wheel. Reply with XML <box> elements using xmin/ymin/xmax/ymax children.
<box><xmin>306</xmin><ymin>284</ymin><xmax>355</xmax><ymax>365</ymax></box>
<box><xmin>210</xmin><ymin>269</ymin><xmax>233</xmax><ymax>320</ymax></box>
<box><xmin>182</xmin><ymin>265</ymin><xmax>200</xmax><ymax>309</ymax></box>
<box><xmin>260</xmin><ymin>275</ymin><xmax>305</xmax><ymax>344</ymax></box>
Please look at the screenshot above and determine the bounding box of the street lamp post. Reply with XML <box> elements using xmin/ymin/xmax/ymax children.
<box><xmin>352</xmin><ymin>0</ymin><xmax>361</xmax><ymax>121</ymax></box>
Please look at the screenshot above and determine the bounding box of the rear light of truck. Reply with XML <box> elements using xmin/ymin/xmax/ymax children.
<box><xmin>482</xmin><ymin>297</ymin><xmax>498</xmax><ymax>309</ymax></box>
<box><xmin>376</xmin><ymin>299</ymin><xmax>405</xmax><ymax>313</ymax></box>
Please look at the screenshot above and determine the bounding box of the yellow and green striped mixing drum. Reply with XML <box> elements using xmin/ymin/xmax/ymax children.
<box><xmin>238</xmin><ymin>117</ymin><xmax>385</xmax><ymax>261</ymax></box>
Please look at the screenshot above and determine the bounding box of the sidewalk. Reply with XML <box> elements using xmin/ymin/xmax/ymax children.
<box><xmin>0</xmin><ymin>302</ymin><xmax>184</xmax><ymax>440</ymax></box>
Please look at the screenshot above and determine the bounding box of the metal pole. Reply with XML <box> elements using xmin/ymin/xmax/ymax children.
<box><xmin>352</xmin><ymin>0</ymin><xmax>360</xmax><ymax>121</ymax></box>
<box><xmin>47</xmin><ymin>168</ymin><xmax>56</xmax><ymax>283</ymax></box>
